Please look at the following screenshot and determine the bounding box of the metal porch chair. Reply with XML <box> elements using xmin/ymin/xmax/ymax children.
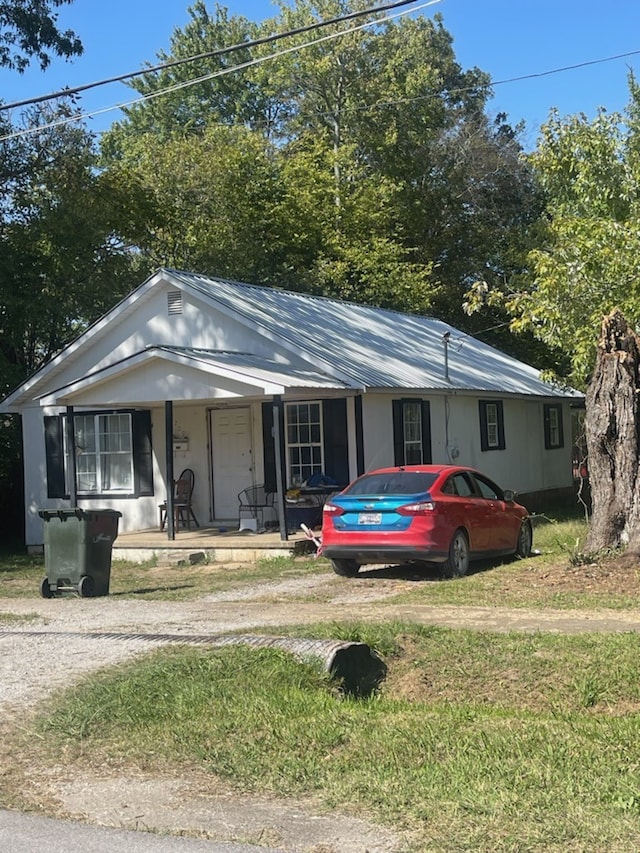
<box><xmin>237</xmin><ymin>484</ymin><xmax>276</xmax><ymax>531</ymax></box>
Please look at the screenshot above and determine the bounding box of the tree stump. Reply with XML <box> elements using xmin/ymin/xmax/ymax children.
<box><xmin>584</xmin><ymin>309</ymin><xmax>640</xmax><ymax>553</ymax></box>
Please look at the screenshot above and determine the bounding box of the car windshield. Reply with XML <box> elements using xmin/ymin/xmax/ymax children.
<box><xmin>344</xmin><ymin>471</ymin><xmax>438</xmax><ymax>496</ymax></box>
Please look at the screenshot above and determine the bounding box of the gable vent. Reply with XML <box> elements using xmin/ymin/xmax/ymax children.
<box><xmin>167</xmin><ymin>290</ymin><xmax>183</xmax><ymax>315</ymax></box>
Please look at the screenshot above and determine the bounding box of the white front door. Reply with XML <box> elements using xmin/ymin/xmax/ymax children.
<box><xmin>210</xmin><ymin>408</ymin><xmax>254</xmax><ymax>520</ymax></box>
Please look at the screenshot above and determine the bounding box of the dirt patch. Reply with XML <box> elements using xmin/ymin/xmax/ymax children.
<box><xmin>497</xmin><ymin>550</ymin><xmax>640</xmax><ymax>596</ymax></box>
<box><xmin>35</xmin><ymin>768</ymin><xmax>399</xmax><ymax>853</ymax></box>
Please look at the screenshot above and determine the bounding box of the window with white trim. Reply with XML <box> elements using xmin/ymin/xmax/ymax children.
<box><xmin>486</xmin><ymin>403</ymin><xmax>500</xmax><ymax>447</ymax></box>
<box><xmin>66</xmin><ymin>412</ymin><xmax>134</xmax><ymax>494</ymax></box>
<box><xmin>402</xmin><ymin>400</ymin><xmax>424</xmax><ymax>464</ymax></box>
<box><xmin>479</xmin><ymin>400</ymin><xmax>505</xmax><ymax>451</ymax></box>
<box><xmin>285</xmin><ymin>402</ymin><xmax>324</xmax><ymax>486</ymax></box>
<box><xmin>544</xmin><ymin>404</ymin><xmax>564</xmax><ymax>449</ymax></box>
<box><xmin>392</xmin><ymin>399</ymin><xmax>432</xmax><ymax>465</ymax></box>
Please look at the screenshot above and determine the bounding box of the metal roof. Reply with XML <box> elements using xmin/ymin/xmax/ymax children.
<box><xmin>166</xmin><ymin>269</ymin><xmax>580</xmax><ymax>399</ymax></box>
<box><xmin>156</xmin><ymin>347</ymin><xmax>349</xmax><ymax>390</ymax></box>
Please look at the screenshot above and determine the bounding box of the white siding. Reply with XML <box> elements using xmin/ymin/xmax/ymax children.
<box><xmin>359</xmin><ymin>392</ymin><xmax>573</xmax><ymax>496</ymax></box>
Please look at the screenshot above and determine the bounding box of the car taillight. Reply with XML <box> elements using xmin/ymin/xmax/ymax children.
<box><xmin>397</xmin><ymin>500</ymin><xmax>436</xmax><ymax>516</ymax></box>
<box><xmin>323</xmin><ymin>503</ymin><xmax>345</xmax><ymax>517</ymax></box>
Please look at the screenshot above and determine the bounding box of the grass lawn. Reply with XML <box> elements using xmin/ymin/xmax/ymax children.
<box><xmin>3</xmin><ymin>505</ymin><xmax>637</xmax><ymax>611</ymax></box>
<box><xmin>10</xmin><ymin>624</ymin><xmax>640</xmax><ymax>853</ymax></box>
<box><xmin>3</xmin><ymin>506</ymin><xmax>640</xmax><ymax>851</ymax></box>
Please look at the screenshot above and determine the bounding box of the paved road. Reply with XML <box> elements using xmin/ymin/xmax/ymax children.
<box><xmin>0</xmin><ymin>809</ymin><xmax>292</xmax><ymax>853</ymax></box>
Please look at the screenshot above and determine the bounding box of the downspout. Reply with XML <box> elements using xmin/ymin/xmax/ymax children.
<box><xmin>165</xmin><ymin>401</ymin><xmax>175</xmax><ymax>540</ymax></box>
<box><xmin>65</xmin><ymin>405</ymin><xmax>77</xmax><ymax>508</ymax></box>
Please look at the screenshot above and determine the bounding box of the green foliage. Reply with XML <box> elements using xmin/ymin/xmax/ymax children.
<box><xmin>99</xmin><ymin>2</ymin><xmax>537</xmax><ymax>339</ymax></box>
<box><xmin>33</xmin><ymin>632</ymin><xmax>640</xmax><ymax>851</ymax></box>
<box><xmin>470</xmin><ymin>77</ymin><xmax>640</xmax><ymax>388</ymax></box>
<box><xmin>0</xmin><ymin>103</ymin><xmax>140</xmax><ymax>389</ymax></box>
<box><xmin>0</xmin><ymin>0</ymin><xmax>82</xmax><ymax>71</ymax></box>
<box><xmin>104</xmin><ymin>1</ymin><xmax>266</xmax><ymax>143</ymax></box>
<box><xmin>105</xmin><ymin>125</ymin><xmax>287</xmax><ymax>282</ymax></box>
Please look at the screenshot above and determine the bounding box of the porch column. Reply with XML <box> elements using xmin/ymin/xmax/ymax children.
<box><xmin>355</xmin><ymin>394</ymin><xmax>365</xmax><ymax>476</ymax></box>
<box><xmin>165</xmin><ymin>401</ymin><xmax>175</xmax><ymax>540</ymax></box>
<box><xmin>65</xmin><ymin>405</ymin><xmax>77</xmax><ymax>508</ymax></box>
<box><xmin>272</xmin><ymin>396</ymin><xmax>288</xmax><ymax>541</ymax></box>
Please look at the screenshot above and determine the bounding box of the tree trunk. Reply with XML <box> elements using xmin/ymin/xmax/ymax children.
<box><xmin>584</xmin><ymin>309</ymin><xmax>640</xmax><ymax>553</ymax></box>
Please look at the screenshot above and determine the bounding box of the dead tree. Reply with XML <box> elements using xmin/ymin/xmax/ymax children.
<box><xmin>585</xmin><ymin>309</ymin><xmax>640</xmax><ymax>553</ymax></box>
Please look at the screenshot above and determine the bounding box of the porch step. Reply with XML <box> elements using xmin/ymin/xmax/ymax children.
<box><xmin>112</xmin><ymin>526</ymin><xmax>319</xmax><ymax>564</ymax></box>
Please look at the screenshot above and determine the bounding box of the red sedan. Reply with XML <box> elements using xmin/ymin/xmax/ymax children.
<box><xmin>321</xmin><ymin>464</ymin><xmax>532</xmax><ymax>578</ymax></box>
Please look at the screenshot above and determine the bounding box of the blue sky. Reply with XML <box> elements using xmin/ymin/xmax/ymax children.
<box><xmin>2</xmin><ymin>0</ymin><xmax>640</xmax><ymax>147</ymax></box>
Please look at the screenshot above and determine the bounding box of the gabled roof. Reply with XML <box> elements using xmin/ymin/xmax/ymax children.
<box><xmin>0</xmin><ymin>267</ymin><xmax>581</xmax><ymax>412</ymax></box>
<box><xmin>37</xmin><ymin>347</ymin><xmax>349</xmax><ymax>407</ymax></box>
<box><xmin>167</xmin><ymin>270</ymin><xmax>579</xmax><ymax>399</ymax></box>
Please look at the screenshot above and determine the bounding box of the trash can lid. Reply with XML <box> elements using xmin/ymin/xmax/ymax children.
<box><xmin>38</xmin><ymin>508</ymin><xmax>123</xmax><ymax>520</ymax></box>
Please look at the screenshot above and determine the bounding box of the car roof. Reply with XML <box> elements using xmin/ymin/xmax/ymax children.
<box><xmin>361</xmin><ymin>465</ymin><xmax>474</xmax><ymax>476</ymax></box>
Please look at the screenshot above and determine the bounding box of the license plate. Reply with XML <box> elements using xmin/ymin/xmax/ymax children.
<box><xmin>358</xmin><ymin>512</ymin><xmax>382</xmax><ymax>525</ymax></box>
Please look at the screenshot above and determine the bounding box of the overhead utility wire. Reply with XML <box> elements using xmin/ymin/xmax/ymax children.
<box><xmin>490</xmin><ymin>49</ymin><xmax>640</xmax><ymax>88</ymax></box>
<box><xmin>0</xmin><ymin>0</ymin><xmax>439</xmax><ymax>142</ymax></box>
<box><xmin>0</xmin><ymin>0</ymin><xmax>424</xmax><ymax>113</ymax></box>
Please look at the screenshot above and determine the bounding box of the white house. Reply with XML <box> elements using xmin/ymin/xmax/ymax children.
<box><xmin>0</xmin><ymin>268</ymin><xmax>581</xmax><ymax>548</ymax></box>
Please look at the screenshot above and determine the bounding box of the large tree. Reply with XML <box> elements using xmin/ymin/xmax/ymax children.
<box><xmin>102</xmin><ymin>1</ymin><xmax>540</xmax><ymax>354</ymax></box>
<box><xmin>584</xmin><ymin>310</ymin><xmax>640</xmax><ymax>553</ymax></box>
<box><xmin>467</xmin><ymin>77</ymin><xmax>640</xmax><ymax>389</ymax></box>
<box><xmin>464</xmin><ymin>76</ymin><xmax>640</xmax><ymax>552</ymax></box>
<box><xmin>0</xmin><ymin>104</ymin><xmax>139</xmax><ymax>387</ymax></box>
<box><xmin>0</xmin><ymin>102</ymin><xmax>140</xmax><ymax>538</ymax></box>
<box><xmin>0</xmin><ymin>0</ymin><xmax>81</xmax><ymax>71</ymax></box>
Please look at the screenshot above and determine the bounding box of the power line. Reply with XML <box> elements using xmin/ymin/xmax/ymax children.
<box><xmin>490</xmin><ymin>48</ymin><xmax>640</xmax><ymax>89</ymax></box>
<box><xmin>0</xmin><ymin>0</ymin><xmax>440</xmax><ymax>142</ymax></box>
<box><xmin>0</xmin><ymin>0</ymin><xmax>425</xmax><ymax>113</ymax></box>
<box><xmin>1</xmin><ymin>1</ymin><xmax>637</xmax><ymax>143</ymax></box>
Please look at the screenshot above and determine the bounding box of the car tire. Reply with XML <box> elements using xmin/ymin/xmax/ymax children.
<box><xmin>515</xmin><ymin>519</ymin><xmax>533</xmax><ymax>558</ymax></box>
<box><xmin>442</xmin><ymin>529</ymin><xmax>469</xmax><ymax>579</ymax></box>
<box><xmin>331</xmin><ymin>558</ymin><xmax>359</xmax><ymax>577</ymax></box>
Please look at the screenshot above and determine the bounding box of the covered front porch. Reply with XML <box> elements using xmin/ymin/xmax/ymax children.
<box><xmin>113</xmin><ymin>523</ymin><xmax>320</xmax><ymax>564</ymax></box>
<box><xmin>39</xmin><ymin>344</ymin><xmax>352</xmax><ymax>544</ymax></box>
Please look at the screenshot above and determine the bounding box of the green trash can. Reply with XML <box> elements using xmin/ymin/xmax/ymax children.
<box><xmin>38</xmin><ymin>509</ymin><xmax>122</xmax><ymax>598</ymax></box>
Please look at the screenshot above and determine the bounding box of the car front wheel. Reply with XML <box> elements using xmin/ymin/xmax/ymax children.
<box><xmin>442</xmin><ymin>529</ymin><xmax>469</xmax><ymax>578</ymax></box>
<box><xmin>515</xmin><ymin>519</ymin><xmax>533</xmax><ymax>557</ymax></box>
<box><xmin>331</xmin><ymin>558</ymin><xmax>359</xmax><ymax>577</ymax></box>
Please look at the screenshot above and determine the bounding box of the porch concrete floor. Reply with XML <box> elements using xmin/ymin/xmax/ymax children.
<box><xmin>113</xmin><ymin>524</ymin><xmax>319</xmax><ymax>564</ymax></box>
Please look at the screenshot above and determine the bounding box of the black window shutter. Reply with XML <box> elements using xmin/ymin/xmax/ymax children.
<box><xmin>44</xmin><ymin>415</ymin><xmax>66</xmax><ymax>498</ymax></box>
<box><xmin>262</xmin><ymin>401</ymin><xmax>278</xmax><ymax>493</ymax></box>
<box><xmin>479</xmin><ymin>401</ymin><xmax>489</xmax><ymax>451</ymax></box>
<box><xmin>392</xmin><ymin>400</ymin><xmax>404</xmax><ymax>465</ymax></box>
<box><xmin>420</xmin><ymin>400</ymin><xmax>432</xmax><ymax>463</ymax></box>
<box><xmin>132</xmin><ymin>410</ymin><xmax>153</xmax><ymax>495</ymax></box>
<box><xmin>322</xmin><ymin>399</ymin><xmax>349</xmax><ymax>485</ymax></box>
<box><xmin>496</xmin><ymin>401</ymin><xmax>505</xmax><ymax>449</ymax></box>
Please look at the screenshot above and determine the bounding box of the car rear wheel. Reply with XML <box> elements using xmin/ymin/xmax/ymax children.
<box><xmin>442</xmin><ymin>529</ymin><xmax>469</xmax><ymax>578</ymax></box>
<box><xmin>515</xmin><ymin>519</ymin><xmax>533</xmax><ymax>557</ymax></box>
<box><xmin>331</xmin><ymin>558</ymin><xmax>359</xmax><ymax>577</ymax></box>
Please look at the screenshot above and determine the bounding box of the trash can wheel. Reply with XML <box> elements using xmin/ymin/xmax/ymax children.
<box><xmin>40</xmin><ymin>577</ymin><xmax>54</xmax><ymax>599</ymax></box>
<box><xmin>78</xmin><ymin>575</ymin><xmax>95</xmax><ymax>598</ymax></box>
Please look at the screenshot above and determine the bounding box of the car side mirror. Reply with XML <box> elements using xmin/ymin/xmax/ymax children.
<box><xmin>503</xmin><ymin>489</ymin><xmax>515</xmax><ymax>502</ymax></box>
